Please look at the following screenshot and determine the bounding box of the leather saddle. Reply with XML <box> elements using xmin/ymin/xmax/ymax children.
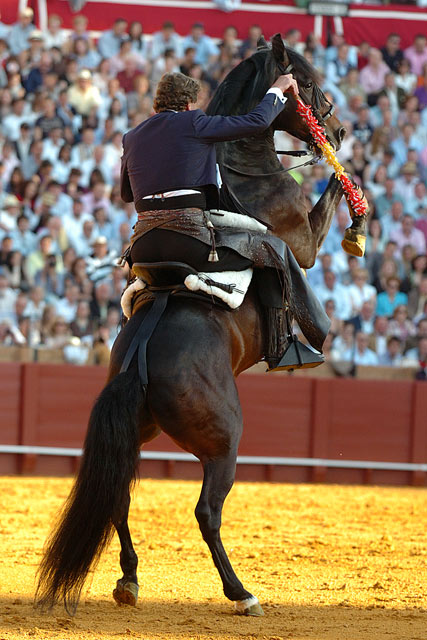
<box><xmin>133</xmin><ymin>261</ymin><xmax>197</xmax><ymax>289</ymax></box>
<box><xmin>132</xmin><ymin>261</ymin><xmax>237</xmax><ymax>297</ymax></box>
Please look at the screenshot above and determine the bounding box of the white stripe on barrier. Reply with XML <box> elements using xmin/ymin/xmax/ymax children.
<box><xmin>348</xmin><ymin>8</ymin><xmax>427</xmax><ymax>21</ymax></box>
<box><xmin>0</xmin><ymin>444</ymin><xmax>425</xmax><ymax>472</ymax></box>
<box><xmin>72</xmin><ymin>0</ymin><xmax>307</xmax><ymax>14</ymax></box>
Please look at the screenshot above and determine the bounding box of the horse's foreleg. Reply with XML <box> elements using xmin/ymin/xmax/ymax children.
<box><xmin>195</xmin><ymin>454</ymin><xmax>264</xmax><ymax>616</ymax></box>
<box><xmin>308</xmin><ymin>175</ymin><xmax>344</xmax><ymax>253</ymax></box>
<box><xmin>112</xmin><ymin>492</ymin><xmax>139</xmax><ymax>606</ymax></box>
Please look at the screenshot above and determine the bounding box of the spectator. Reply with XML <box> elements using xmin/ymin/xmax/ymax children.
<box><xmin>67</xmin><ymin>69</ymin><xmax>102</xmax><ymax>117</ymax></box>
<box><xmin>8</xmin><ymin>7</ymin><xmax>34</xmax><ymax>56</ymax></box>
<box><xmin>376</xmin><ymin>276</ymin><xmax>408</xmax><ymax>316</ymax></box>
<box><xmin>182</xmin><ymin>23</ymin><xmax>219</xmax><ymax>67</ymax></box>
<box><xmin>330</xmin><ymin>322</ymin><xmax>355</xmax><ymax>361</ymax></box>
<box><xmin>0</xmin><ymin>268</ymin><xmax>17</xmax><ymax>322</ymax></box>
<box><xmin>359</xmin><ymin>49</ymin><xmax>390</xmax><ymax>104</ymax></box>
<box><xmin>402</xmin><ymin>336</ymin><xmax>427</xmax><ymax>370</ymax></box>
<box><xmin>55</xmin><ymin>284</ymin><xmax>80</xmax><ymax>323</ymax></box>
<box><xmin>70</xmin><ymin>299</ymin><xmax>94</xmax><ymax>339</ymax></box>
<box><xmin>388</xmin><ymin>304</ymin><xmax>416</xmax><ymax>342</ymax></box>
<box><xmin>404</xmin><ymin>34</ymin><xmax>427</xmax><ymax>77</ymax></box>
<box><xmin>97</xmin><ymin>18</ymin><xmax>128</xmax><ymax>59</ymax></box>
<box><xmin>347</xmin><ymin>268</ymin><xmax>377</xmax><ymax>315</ymax></box>
<box><xmin>347</xmin><ymin>331</ymin><xmax>379</xmax><ymax>366</ymax></box>
<box><xmin>369</xmin><ymin>315</ymin><xmax>389</xmax><ymax>359</ymax></box>
<box><xmin>379</xmin><ymin>336</ymin><xmax>404</xmax><ymax>366</ymax></box>
<box><xmin>150</xmin><ymin>21</ymin><xmax>183</xmax><ymax>60</ymax></box>
<box><xmin>44</xmin><ymin>14</ymin><xmax>67</xmax><ymax>50</ymax></box>
<box><xmin>381</xmin><ymin>33</ymin><xmax>403</xmax><ymax>73</ymax></box>
<box><xmin>408</xmin><ymin>275</ymin><xmax>427</xmax><ymax>319</ymax></box>
<box><xmin>349</xmin><ymin>299</ymin><xmax>376</xmax><ymax>335</ymax></box>
<box><xmin>44</xmin><ymin>316</ymin><xmax>72</xmax><ymax>349</ymax></box>
<box><xmin>238</xmin><ymin>24</ymin><xmax>262</xmax><ymax>59</ymax></box>
<box><xmin>85</xmin><ymin>236</ymin><xmax>117</xmax><ymax>283</ymax></box>
<box><xmin>90</xmin><ymin>280</ymin><xmax>116</xmax><ymax>325</ymax></box>
<box><xmin>317</xmin><ymin>269</ymin><xmax>352</xmax><ymax>320</ymax></box>
<box><xmin>390</xmin><ymin>213</ymin><xmax>426</xmax><ymax>258</ymax></box>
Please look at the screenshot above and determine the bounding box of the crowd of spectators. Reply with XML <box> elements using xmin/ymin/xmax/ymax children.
<box><xmin>0</xmin><ymin>9</ymin><xmax>426</xmax><ymax>373</ymax></box>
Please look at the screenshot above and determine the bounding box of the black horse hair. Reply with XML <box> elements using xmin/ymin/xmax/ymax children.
<box><xmin>35</xmin><ymin>368</ymin><xmax>144</xmax><ymax>614</ymax></box>
<box><xmin>207</xmin><ymin>35</ymin><xmax>320</xmax><ymax>118</ymax></box>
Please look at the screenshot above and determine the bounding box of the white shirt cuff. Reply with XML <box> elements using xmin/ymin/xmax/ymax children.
<box><xmin>266</xmin><ymin>88</ymin><xmax>287</xmax><ymax>105</ymax></box>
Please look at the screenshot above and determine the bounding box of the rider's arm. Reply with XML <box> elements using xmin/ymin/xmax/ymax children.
<box><xmin>193</xmin><ymin>74</ymin><xmax>298</xmax><ymax>143</ymax></box>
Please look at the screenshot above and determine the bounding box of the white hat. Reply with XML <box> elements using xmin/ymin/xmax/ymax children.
<box><xmin>92</xmin><ymin>236</ymin><xmax>108</xmax><ymax>245</ymax></box>
<box><xmin>3</xmin><ymin>194</ymin><xmax>20</xmax><ymax>208</ymax></box>
<box><xmin>29</xmin><ymin>29</ymin><xmax>44</xmax><ymax>41</ymax></box>
<box><xmin>78</xmin><ymin>69</ymin><xmax>92</xmax><ymax>80</ymax></box>
<box><xmin>20</xmin><ymin>7</ymin><xmax>34</xmax><ymax>18</ymax></box>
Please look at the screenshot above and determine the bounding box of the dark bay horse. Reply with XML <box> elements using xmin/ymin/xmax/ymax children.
<box><xmin>36</xmin><ymin>35</ymin><xmax>346</xmax><ymax>617</ymax></box>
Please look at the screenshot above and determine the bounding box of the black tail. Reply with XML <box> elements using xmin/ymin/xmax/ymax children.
<box><xmin>36</xmin><ymin>369</ymin><xmax>144</xmax><ymax>613</ymax></box>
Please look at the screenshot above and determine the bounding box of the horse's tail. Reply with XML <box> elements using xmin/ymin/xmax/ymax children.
<box><xmin>35</xmin><ymin>368</ymin><xmax>143</xmax><ymax>614</ymax></box>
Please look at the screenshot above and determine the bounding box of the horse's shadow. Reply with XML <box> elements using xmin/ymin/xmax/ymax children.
<box><xmin>0</xmin><ymin>595</ymin><xmax>424</xmax><ymax>640</ymax></box>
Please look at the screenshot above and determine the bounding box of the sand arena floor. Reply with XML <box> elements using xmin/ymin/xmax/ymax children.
<box><xmin>0</xmin><ymin>477</ymin><xmax>425</xmax><ymax>640</ymax></box>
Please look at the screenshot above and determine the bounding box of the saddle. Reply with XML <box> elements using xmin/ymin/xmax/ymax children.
<box><xmin>120</xmin><ymin>261</ymin><xmax>235</xmax><ymax>384</ymax></box>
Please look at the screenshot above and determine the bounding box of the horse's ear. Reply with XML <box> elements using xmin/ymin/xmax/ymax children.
<box><xmin>271</xmin><ymin>32</ymin><xmax>290</xmax><ymax>68</ymax></box>
<box><xmin>257</xmin><ymin>35</ymin><xmax>268</xmax><ymax>50</ymax></box>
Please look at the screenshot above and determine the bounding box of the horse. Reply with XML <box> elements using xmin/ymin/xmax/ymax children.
<box><xmin>36</xmin><ymin>34</ymin><xmax>347</xmax><ymax>617</ymax></box>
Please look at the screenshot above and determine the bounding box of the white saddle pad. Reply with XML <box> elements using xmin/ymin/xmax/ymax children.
<box><xmin>121</xmin><ymin>267</ymin><xmax>253</xmax><ymax>318</ymax></box>
<box><xmin>184</xmin><ymin>268</ymin><xmax>253</xmax><ymax>310</ymax></box>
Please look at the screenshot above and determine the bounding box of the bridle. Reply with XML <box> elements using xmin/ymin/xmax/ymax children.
<box><xmin>278</xmin><ymin>60</ymin><xmax>335</xmax><ymax>129</ymax></box>
<box><xmin>222</xmin><ymin>57</ymin><xmax>337</xmax><ymax>179</ymax></box>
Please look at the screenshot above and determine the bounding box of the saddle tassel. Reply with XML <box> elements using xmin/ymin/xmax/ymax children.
<box><xmin>206</xmin><ymin>219</ymin><xmax>219</xmax><ymax>262</ymax></box>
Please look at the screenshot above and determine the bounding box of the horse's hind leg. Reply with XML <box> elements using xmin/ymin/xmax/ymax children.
<box><xmin>112</xmin><ymin>492</ymin><xmax>139</xmax><ymax>606</ymax></box>
<box><xmin>196</xmin><ymin>451</ymin><xmax>264</xmax><ymax>617</ymax></box>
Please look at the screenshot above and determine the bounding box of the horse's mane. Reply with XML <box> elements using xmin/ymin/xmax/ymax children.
<box><xmin>207</xmin><ymin>37</ymin><xmax>320</xmax><ymax>118</ymax></box>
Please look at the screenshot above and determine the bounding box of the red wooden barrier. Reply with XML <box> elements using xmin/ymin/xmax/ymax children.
<box><xmin>0</xmin><ymin>362</ymin><xmax>426</xmax><ymax>485</ymax></box>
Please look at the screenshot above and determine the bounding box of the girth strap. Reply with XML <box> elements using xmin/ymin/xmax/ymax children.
<box><xmin>120</xmin><ymin>290</ymin><xmax>170</xmax><ymax>384</ymax></box>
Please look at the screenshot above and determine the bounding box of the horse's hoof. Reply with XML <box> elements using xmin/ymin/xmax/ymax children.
<box><xmin>113</xmin><ymin>581</ymin><xmax>139</xmax><ymax>606</ymax></box>
<box><xmin>234</xmin><ymin>596</ymin><xmax>264</xmax><ymax>616</ymax></box>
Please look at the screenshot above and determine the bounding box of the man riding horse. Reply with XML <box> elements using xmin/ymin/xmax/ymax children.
<box><xmin>120</xmin><ymin>71</ymin><xmax>327</xmax><ymax>371</ymax></box>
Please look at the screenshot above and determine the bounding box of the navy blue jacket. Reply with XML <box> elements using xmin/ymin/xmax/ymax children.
<box><xmin>120</xmin><ymin>92</ymin><xmax>285</xmax><ymax>209</ymax></box>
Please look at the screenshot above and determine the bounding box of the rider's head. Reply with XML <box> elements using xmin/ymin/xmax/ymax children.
<box><xmin>153</xmin><ymin>72</ymin><xmax>200</xmax><ymax>113</ymax></box>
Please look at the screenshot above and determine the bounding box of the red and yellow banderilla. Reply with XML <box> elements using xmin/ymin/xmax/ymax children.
<box><xmin>295</xmin><ymin>97</ymin><xmax>368</xmax><ymax>257</ymax></box>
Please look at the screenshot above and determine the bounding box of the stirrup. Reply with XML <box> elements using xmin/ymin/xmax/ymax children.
<box><xmin>267</xmin><ymin>335</ymin><xmax>324</xmax><ymax>372</ymax></box>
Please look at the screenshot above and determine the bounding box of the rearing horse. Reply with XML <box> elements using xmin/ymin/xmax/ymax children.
<box><xmin>36</xmin><ymin>36</ymin><xmax>346</xmax><ymax>616</ymax></box>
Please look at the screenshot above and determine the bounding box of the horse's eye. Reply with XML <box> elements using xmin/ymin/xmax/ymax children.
<box><xmin>305</xmin><ymin>82</ymin><xmax>313</xmax><ymax>90</ymax></box>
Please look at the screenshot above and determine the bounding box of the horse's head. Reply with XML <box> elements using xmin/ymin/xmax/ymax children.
<box><xmin>267</xmin><ymin>33</ymin><xmax>346</xmax><ymax>152</ymax></box>
<box><xmin>207</xmin><ymin>34</ymin><xmax>346</xmax><ymax>153</ymax></box>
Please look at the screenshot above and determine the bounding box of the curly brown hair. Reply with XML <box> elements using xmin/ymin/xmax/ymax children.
<box><xmin>153</xmin><ymin>72</ymin><xmax>201</xmax><ymax>112</ymax></box>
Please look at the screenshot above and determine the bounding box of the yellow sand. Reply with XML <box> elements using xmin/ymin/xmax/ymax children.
<box><xmin>0</xmin><ymin>477</ymin><xmax>425</xmax><ymax>640</ymax></box>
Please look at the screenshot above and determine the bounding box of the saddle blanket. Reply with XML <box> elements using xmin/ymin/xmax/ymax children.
<box><xmin>121</xmin><ymin>210</ymin><xmax>265</xmax><ymax>318</ymax></box>
<box><xmin>121</xmin><ymin>268</ymin><xmax>253</xmax><ymax>318</ymax></box>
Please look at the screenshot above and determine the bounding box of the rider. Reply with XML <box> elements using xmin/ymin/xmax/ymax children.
<box><xmin>120</xmin><ymin>71</ymin><xmax>323</xmax><ymax>371</ymax></box>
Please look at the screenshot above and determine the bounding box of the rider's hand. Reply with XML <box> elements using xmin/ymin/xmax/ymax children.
<box><xmin>270</xmin><ymin>74</ymin><xmax>299</xmax><ymax>98</ymax></box>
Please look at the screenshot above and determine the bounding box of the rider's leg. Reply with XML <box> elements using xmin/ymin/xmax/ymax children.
<box><xmin>131</xmin><ymin>229</ymin><xmax>252</xmax><ymax>273</ymax></box>
<box><xmin>253</xmin><ymin>268</ymin><xmax>324</xmax><ymax>372</ymax></box>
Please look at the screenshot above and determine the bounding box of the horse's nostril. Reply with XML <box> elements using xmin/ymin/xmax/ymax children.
<box><xmin>338</xmin><ymin>127</ymin><xmax>346</xmax><ymax>142</ymax></box>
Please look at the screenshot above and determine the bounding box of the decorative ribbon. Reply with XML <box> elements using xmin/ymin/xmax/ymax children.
<box><xmin>295</xmin><ymin>98</ymin><xmax>367</xmax><ymax>217</ymax></box>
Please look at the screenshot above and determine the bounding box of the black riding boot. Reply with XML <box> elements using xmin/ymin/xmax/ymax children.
<box><xmin>264</xmin><ymin>305</ymin><xmax>324</xmax><ymax>372</ymax></box>
<box><xmin>254</xmin><ymin>268</ymin><xmax>324</xmax><ymax>372</ymax></box>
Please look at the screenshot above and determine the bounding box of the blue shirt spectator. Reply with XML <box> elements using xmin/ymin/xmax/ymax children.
<box><xmin>97</xmin><ymin>18</ymin><xmax>128</xmax><ymax>58</ymax></box>
<box><xmin>376</xmin><ymin>278</ymin><xmax>408</xmax><ymax>316</ymax></box>
<box><xmin>181</xmin><ymin>23</ymin><xmax>219</xmax><ymax>67</ymax></box>
<box><xmin>8</xmin><ymin>8</ymin><xmax>34</xmax><ymax>55</ymax></box>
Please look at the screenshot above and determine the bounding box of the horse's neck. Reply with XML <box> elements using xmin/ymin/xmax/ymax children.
<box><xmin>220</xmin><ymin>130</ymin><xmax>281</xmax><ymax>174</ymax></box>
